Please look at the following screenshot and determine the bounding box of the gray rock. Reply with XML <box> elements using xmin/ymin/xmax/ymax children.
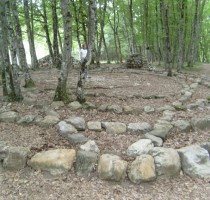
<box><xmin>68</xmin><ymin>134</ymin><xmax>88</xmax><ymax>144</ymax></box>
<box><xmin>50</xmin><ymin>101</ymin><xmax>65</xmax><ymax>110</ymax></box>
<box><xmin>28</xmin><ymin>149</ymin><xmax>76</xmax><ymax>175</ymax></box>
<box><xmin>0</xmin><ymin>111</ymin><xmax>18</xmax><ymax>123</ymax></box>
<box><xmin>107</xmin><ymin>105</ymin><xmax>123</xmax><ymax>114</ymax></box>
<box><xmin>195</xmin><ymin>99</ymin><xmax>208</xmax><ymax>107</ymax></box>
<box><xmin>80</xmin><ymin>140</ymin><xmax>100</xmax><ymax>153</ymax></box>
<box><xmin>123</xmin><ymin>106</ymin><xmax>134</xmax><ymax>114</ymax></box>
<box><xmin>45</xmin><ymin>110</ymin><xmax>60</xmax><ymax>118</ymax></box>
<box><xmin>178</xmin><ymin>145</ymin><xmax>210</xmax><ymax>179</ymax></box>
<box><xmin>101</xmin><ymin>122</ymin><xmax>126</xmax><ymax>134</ymax></box>
<box><xmin>191</xmin><ymin>115</ymin><xmax>210</xmax><ymax>130</ymax></box>
<box><xmin>76</xmin><ymin>151</ymin><xmax>98</xmax><ymax>176</ymax></box>
<box><xmin>0</xmin><ymin>142</ymin><xmax>9</xmax><ymax>160</ymax></box>
<box><xmin>98</xmin><ymin>104</ymin><xmax>108</xmax><ymax>112</ymax></box>
<box><xmin>128</xmin><ymin>122</ymin><xmax>152</xmax><ymax>134</ymax></box>
<box><xmin>128</xmin><ymin>155</ymin><xmax>156</xmax><ymax>184</ymax></box>
<box><xmin>161</xmin><ymin>110</ymin><xmax>175</xmax><ymax>121</ymax></box>
<box><xmin>173</xmin><ymin>120</ymin><xmax>191</xmax><ymax>132</ymax></box>
<box><xmin>38</xmin><ymin>115</ymin><xmax>60</xmax><ymax>128</ymax></box>
<box><xmin>144</xmin><ymin>106</ymin><xmax>155</xmax><ymax>113</ymax></box>
<box><xmin>83</xmin><ymin>102</ymin><xmax>96</xmax><ymax>109</ymax></box>
<box><xmin>143</xmin><ymin>133</ymin><xmax>163</xmax><ymax>147</ymax></box>
<box><xmin>126</xmin><ymin>139</ymin><xmax>154</xmax><ymax>157</ymax></box>
<box><xmin>98</xmin><ymin>154</ymin><xmax>128</xmax><ymax>181</ymax></box>
<box><xmin>3</xmin><ymin>146</ymin><xmax>30</xmax><ymax>171</ymax></box>
<box><xmin>190</xmin><ymin>83</ymin><xmax>198</xmax><ymax>89</ymax></box>
<box><xmin>57</xmin><ymin>121</ymin><xmax>78</xmax><ymax>137</ymax></box>
<box><xmin>22</xmin><ymin>97</ymin><xmax>37</xmax><ymax>105</ymax></box>
<box><xmin>156</xmin><ymin>105</ymin><xmax>175</xmax><ymax>112</ymax></box>
<box><xmin>17</xmin><ymin>115</ymin><xmax>37</xmax><ymax>124</ymax></box>
<box><xmin>87</xmin><ymin>121</ymin><xmax>102</xmax><ymax>131</ymax></box>
<box><xmin>65</xmin><ymin>116</ymin><xmax>86</xmax><ymax>131</ymax></box>
<box><xmin>148</xmin><ymin>123</ymin><xmax>173</xmax><ymax>139</ymax></box>
<box><xmin>150</xmin><ymin>147</ymin><xmax>181</xmax><ymax>177</ymax></box>
<box><xmin>187</xmin><ymin>103</ymin><xmax>199</xmax><ymax>110</ymax></box>
<box><xmin>68</xmin><ymin>101</ymin><xmax>82</xmax><ymax>110</ymax></box>
<box><xmin>200</xmin><ymin>142</ymin><xmax>210</xmax><ymax>153</ymax></box>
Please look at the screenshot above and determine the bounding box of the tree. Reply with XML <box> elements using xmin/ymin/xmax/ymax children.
<box><xmin>54</xmin><ymin>0</ymin><xmax>72</xmax><ymax>102</ymax></box>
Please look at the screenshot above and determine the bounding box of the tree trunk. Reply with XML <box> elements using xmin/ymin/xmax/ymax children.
<box><xmin>103</xmin><ymin>34</ymin><xmax>110</xmax><ymax>64</ymax></box>
<box><xmin>177</xmin><ymin>0</ymin><xmax>185</xmax><ymax>72</ymax></box>
<box><xmin>129</xmin><ymin>0</ymin><xmax>136</xmax><ymax>54</ymax></box>
<box><xmin>12</xmin><ymin>0</ymin><xmax>35</xmax><ymax>88</ymax></box>
<box><xmin>160</xmin><ymin>0</ymin><xmax>172</xmax><ymax>76</ymax></box>
<box><xmin>52</xmin><ymin>0</ymin><xmax>61</xmax><ymax>69</ymax></box>
<box><xmin>54</xmin><ymin>0</ymin><xmax>72</xmax><ymax>102</ymax></box>
<box><xmin>77</xmin><ymin>0</ymin><xmax>96</xmax><ymax>103</ymax></box>
<box><xmin>23</xmin><ymin>0</ymin><xmax>39</xmax><ymax>70</ymax></box>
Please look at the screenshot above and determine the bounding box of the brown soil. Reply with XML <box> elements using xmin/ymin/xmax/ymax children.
<box><xmin>0</xmin><ymin>64</ymin><xmax>210</xmax><ymax>200</ymax></box>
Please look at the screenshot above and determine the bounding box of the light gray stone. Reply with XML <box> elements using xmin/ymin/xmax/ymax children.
<box><xmin>178</xmin><ymin>145</ymin><xmax>210</xmax><ymax>179</ymax></box>
<box><xmin>161</xmin><ymin>110</ymin><xmax>175</xmax><ymax>121</ymax></box>
<box><xmin>128</xmin><ymin>122</ymin><xmax>152</xmax><ymax>134</ymax></box>
<box><xmin>126</xmin><ymin>139</ymin><xmax>154</xmax><ymax>157</ymax></box>
<box><xmin>195</xmin><ymin>99</ymin><xmax>208</xmax><ymax>107</ymax></box>
<box><xmin>98</xmin><ymin>154</ymin><xmax>128</xmax><ymax>181</ymax></box>
<box><xmin>101</xmin><ymin>122</ymin><xmax>126</xmax><ymax>134</ymax></box>
<box><xmin>68</xmin><ymin>134</ymin><xmax>88</xmax><ymax>144</ymax></box>
<box><xmin>38</xmin><ymin>115</ymin><xmax>60</xmax><ymax>128</ymax></box>
<box><xmin>87</xmin><ymin>121</ymin><xmax>102</xmax><ymax>131</ymax></box>
<box><xmin>3</xmin><ymin>146</ymin><xmax>30</xmax><ymax>171</ymax></box>
<box><xmin>128</xmin><ymin>154</ymin><xmax>156</xmax><ymax>184</ymax></box>
<box><xmin>173</xmin><ymin>120</ymin><xmax>191</xmax><ymax>132</ymax></box>
<box><xmin>143</xmin><ymin>133</ymin><xmax>163</xmax><ymax>147</ymax></box>
<box><xmin>190</xmin><ymin>83</ymin><xmax>198</xmax><ymax>89</ymax></box>
<box><xmin>45</xmin><ymin>110</ymin><xmax>60</xmax><ymax>118</ymax></box>
<box><xmin>144</xmin><ymin>106</ymin><xmax>155</xmax><ymax>113</ymax></box>
<box><xmin>83</xmin><ymin>102</ymin><xmax>96</xmax><ymax>109</ymax></box>
<box><xmin>0</xmin><ymin>111</ymin><xmax>18</xmax><ymax>123</ymax></box>
<box><xmin>148</xmin><ymin>123</ymin><xmax>173</xmax><ymax>139</ymax></box>
<box><xmin>107</xmin><ymin>105</ymin><xmax>123</xmax><ymax>114</ymax></box>
<box><xmin>50</xmin><ymin>101</ymin><xmax>65</xmax><ymax>110</ymax></box>
<box><xmin>191</xmin><ymin>115</ymin><xmax>210</xmax><ymax>130</ymax></box>
<box><xmin>76</xmin><ymin>151</ymin><xmax>98</xmax><ymax>176</ymax></box>
<box><xmin>150</xmin><ymin>147</ymin><xmax>181</xmax><ymax>177</ymax></box>
<box><xmin>123</xmin><ymin>106</ymin><xmax>134</xmax><ymax>114</ymax></box>
<box><xmin>156</xmin><ymin>105</ymin><xmax>175</xmax><ymax>112</ymax></box>
<box><xmin>200</xmin><ymin>142</ymin><xmax>210</xmax><ymax>153</ymax></box>
<box><xmin>98</xmin><ymin>104</ymin><xmax>108</xmax><ymax>112</ymax></box>
<box><xmin>80</xmin><ymin>140</ymin><xmax>100</xmax><ymax>153</ymax></box>
<box><xmin>28</xmin><ymin>149</ymin><xmax>76</xmax><ymax>175</ymax></box>
<box><xmin>68</xmin><ymin>101</ymin><xmax>82</xmax><ymax>110</ymax></box>
<box><xmin>187</xmin><ymin>103</ymin><xmax>199</xmax><ymax>110</ymax></box>
<box><xmin>65</xmin><ymin>116</ymin><xmax>86</xmax><ymax>131</ymax></box>
<box><xmin>0</xmin><ymin>142</ymin><xmax>9</xmax><ymax>160</ymax></box>
<box><xmin>17</xmin><ymin>115</ymin><xmax>37</xmax><ymax>124</ymax></box>
<box><xmin>57</xmin><ymin>121</ymin><xmax>78</xmax><ymax>137</ymax></box>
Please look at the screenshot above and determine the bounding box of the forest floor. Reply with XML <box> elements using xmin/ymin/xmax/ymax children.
<box><xmin>0</xmin><ymin>63</ymin><xmax>210</xmax><ymax>200</ymax></box>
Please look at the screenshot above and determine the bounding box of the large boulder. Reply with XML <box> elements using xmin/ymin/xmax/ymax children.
<box><xmin>128</xmin><ymin>154</ymin><xmax>156</xmax><ymax>184</ymax></box>
<box><xmin>98</xmin><ymin>154</ymin><xmax>128</xmax><ymax>181</ymax></box>
<box><xmin>28</xmin><ymin>149</ymin><xmax>76</xmax><ymax>175</ymax></box>
<box><xmin>178</xmin><ymin>145</ymin><xmax>210</xmax><ymax>179</ymax></box>
<box><xmin>150</xmin><ymin>147</ymin><xmax>181</xmax><ymax>177</ymax></box>
<box><xmin>126</xmin><ymin>139</ymin><xmax>154</xmax><ymax>157</ymax></box>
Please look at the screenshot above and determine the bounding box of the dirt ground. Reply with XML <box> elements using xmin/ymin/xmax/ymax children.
<box><xmin>0</xmin><ymin>63</ymin><xmax>210</xmax><ymax>200</ymax></box>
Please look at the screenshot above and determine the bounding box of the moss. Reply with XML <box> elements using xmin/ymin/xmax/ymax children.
<box><xmin>206</xmin><ymin>97</ymin><xmax>210</xmax><ymax>101</ymax></box>
<box><xmin>54</xmin><ymin>86</ymin><xmax>70</xmax><ymax>104</ymax></box>
<box><xmin>24</xmin><ymin>78</ymin><xmax>35</xmax><ymax>88</ymax></box>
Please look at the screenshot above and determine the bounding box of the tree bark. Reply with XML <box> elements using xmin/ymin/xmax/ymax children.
<box><xmin>23</xmin><ymin>0</ymin><xmax>39</xmax><ymax>69</ymax></box>
<box><xmin>54</xmin><ymin>0</ymin><xmax>72</xmax><ymax>102</ymax></box>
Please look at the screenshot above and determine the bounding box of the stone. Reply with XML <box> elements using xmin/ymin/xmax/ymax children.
<box><xmin>68</xmin><ymin>101</ymin><xmax>82</xmax><ymax>110</ymax></box>
<box><xmin>126</xmin><ymin>139</ymin><xmax>154</xmax><ymax>157</ymax></box>
<box><xmin>0</xmin><ymin>142</ymin><xmax>9</xmax><ymax>161</ymax></box>
<box><xmin>191</xmin><ymin>115</ymin><xmax>210</xmax><ymax>130</ymax></box>
<box><xmin>144</xmin><ymin>106</ymin><xmax>155</xmax><ymax>113</ymax></box>
<box><xmin>128</xmin><ymin>122</ymin><xmax>152</xmax><ymax>134</ymax></box>
<box><xmin>76</xmin><ymin>150</ymin><xmax>98</xmax><ymax>176</ymax></box>
<box><xmin>123</xmin><ymin>106</ymin><xmax>134</xmax><ymax>114</ymax></box>
<box><xmin>195</xmin><ymin>99</ymin><xmax>208</xmax><ymax>107</ymax></box>
<box><xmin>173</xmin><ymin>120</ymin><xmax>191</xmax><ymax>132</ymax></box>
<box><xmin>187</xmin><ymin>103</ymin><xmax>199</xmax><ymax>110</ymax></box>
<box><xmin>80</xmin><ymin>140</ymin><xmax>100</xmax><ymax>153</ymax></box>
<box><xmin>148</xmin><ymin>123</ymin><xmax>173</xmax><ymax>139</ymax></box>
<box><xmin>143</xmin><ymin>133</ymin><xmax>163</xmax><ymax>147</ymax></box>
<box><xmin>3</xmin><ymin>146</ymin><xmax>30</xmax><ymax>171</ymax></box>
<box><xmin>200</xmin><ymin>142</ymin><xmax>210</xmax><ymax>153</ymax></box>
<box><xmin>83</xmin><ymin>102</ymin><xmax>96</xmax><ymax>109</ymax></box>
<box><xmin>67</xmin><ymin>134</ymin><xmax>88</xmax><ymax>144</ymax></box>
<box><xmin>22</xmin><ymin>97</ymin><xmax>37</xmax><ymax>105</ymax></box>
<box><xmin>17</xmin><ymin>115</ymin><xmax>37</xmax><ymax>124</ymax></box>
<box><xmin>190</xmin><ymin>83</ymin><xmax>198</xmax><ymax>89</ymax></box>
<box><xmin>50</xmin><ymin>101</ymin><xmax>65</xmax><ymax>110</ymax></box>
<box><xmin>38</xmin><ymin>115</ymin><xmax>60</xmax><ymax>128</ymax></box>
<box><xmin>57</xmin><ymin>121</ymin><xmax>78</xmax><ymax>137</ymax></box>
<box><xmin>87</xmin><ymin>121</ymin><xmax>102</xmax><ymax>131</ymax></box>
<box><xmin>98</xmin><ymin>154</ymin><xmax>128</xmax><ymax>181</ymax></box>
<box><xmin>156</xmin><ymin>105</ymin><xmax>175</xmax><ymax>112</ymax></box>
<box><xmin>0</xmin><ymin>111</ymin><xmax>18</xmax><ymax>123</ymax></box>
<box><xmin>150</xmin><ymin>147</ymin><xmax>181</xmax><ymax>177</ymax></box>
<box><xmin>128</xmin><ymin>154</ymin><xmax>156</xmax><ymax>184</ymax></box>
<box><xmin>161</xmin><ymin>110</ymin><xmax>175</xmax><ymax>121</ymax></box>
<box><xmin>178</xmin><ymin>145</ymin><xmax>210</xmax><ymax>179</ymax></box>
<box><xmin>45</xmin><ymin>110</ymin><xmax>60</xmax><ymax>118</ymax></box>
<box><xmin>107</xmin><ymin>105</ymin><xmax>123</xmax><ymax>114</ymax></box>
<box><xmin>101</xmin><ymin>122</ymin><xmax>126</xmax><ymax>134</ymax></box>
<box><xmin>65</xmin><ymin>116</ymin><xmax>86</xmax><ymax>131</ymax></box>
<box><xmin>98</xmin><ymin>104</ymin><xmax>108</xmax><ymax>112</ymax></box>
<box><xmin>28</xmin><ymin>149</ymin><xmax>76</xmax><ymax>175</ymax></box>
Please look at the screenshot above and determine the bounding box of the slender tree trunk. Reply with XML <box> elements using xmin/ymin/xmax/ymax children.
<box><xmin>77</xmin><ymin>0</ymin><xmax>96</xmax><ymax>103</ymax></box>
<box><xmin>103</xmin><ymin>34</ymin><xmax>110</xmax><ymax>64</ymax></box>
<box><xmin>129</xmin><ymin>0</ymin><xmax>136</xmax><ymax>54</ymax></box>
<box><xmin>23</xmin><ymin>0</ymin><xmax>39</xmax><ymax>69</ymax></box>
<box><xmin>177</xmin><ymin>0</ymin><xmax>185</xmax><ymax>72</ymax></box>
<box><xmin>160</xmin><ymin>0</ymin><xmax>172</xmax><ymax>76</ymax></box>
<box><xmin>155</xmin><ymin>0</ymin><xmax>161</xmax><ymax>64</ymax></box>
<box><xmin>58</xmin><ymin>29</ymin><xmax>63</xmax><ymax>55</ymax></box>
<box><xmin>5</xmin><ymin>0</ymin><xmax>23</xmax><ymax>100</ymax></box>
<box><xmin>12</xmin><ymin>0</ymin><xmax>35</xmax><ymax>88</ymax></box>
<box><xmin>52</xmin><ymin>0</ymin><xmax>61</xmax><ymax>68</ymax></box>
<box><xmin>54</xmin><ymin>0</ymin><xmax>72</xmax><ymax>102</ymax></box>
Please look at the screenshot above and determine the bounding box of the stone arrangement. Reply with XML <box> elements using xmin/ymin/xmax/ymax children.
<box><xmin>1</xmin><ymin>71</ymin><xmax>210</xmax><ymax>184</ymax></box>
